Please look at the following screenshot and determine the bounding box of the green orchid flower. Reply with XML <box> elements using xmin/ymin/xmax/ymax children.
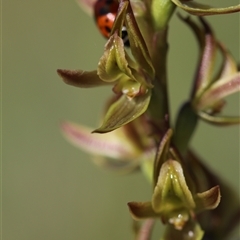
<box><xmin>58</xmin><ymin>0</ymin><xmax>155</xmax><ymax>133</ymax></box>
<box><xmin>58</xmin><ymin>0</ymin><xmax>240</xmax><ymax>239</ymax></box>
<box><xmin>173</xmin><ymin>16</ymin><xmax>240</xmax><ymax>155</ymax></box>
<box><xmin>61</xmin><ymin>113</ymin><xmax>156</xmax><ymax>173</ymax></box>
<box><xmin>185</xmin><ymin>17</ymin><xmax>240</xmax><ymax>125</ymax></box>
<box><xmin>128</xmin><ymin>129</ymin><xmax>221</xmax><ymax>239</ymax></box>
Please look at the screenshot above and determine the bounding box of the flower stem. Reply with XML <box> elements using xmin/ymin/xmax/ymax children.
<box><xmin>151</xmin><ymin>0</ymin><xmax>176</xmax><ymax>31</ymax></box>
<box><xmin>146</xmin><ymin>0</ymin><xmax>176</xmax><ymax>135</ymax></box>
<box><xmin>147</xmin><ymin>27</ymin><xmax>170</xmax><ymax>135</ymax></box>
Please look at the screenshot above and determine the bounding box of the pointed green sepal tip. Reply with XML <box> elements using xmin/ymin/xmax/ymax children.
<box><xmin>93</xmin><ymin>91</ymin><xmax>151</xmax><ymax>133</ymax></box>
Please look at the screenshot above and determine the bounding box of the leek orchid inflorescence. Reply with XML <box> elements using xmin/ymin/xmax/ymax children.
<box><xmin>58</xmin><ymin>0</ymin><xmax>240</xmax><ymax>239</ymax></box>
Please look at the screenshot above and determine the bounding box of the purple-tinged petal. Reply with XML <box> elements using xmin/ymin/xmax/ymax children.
<box><xmin>128</xmin><ymin>201</ymin><xmax>160</xmax><ymax>220</ymax></box>
<box><xmin>196</xmin><ymin>72</ymin><xmax>240</xmax><ymax>111</ymax></box>
<box><xmin>193</xmin><ymin>17</ymin><xmax>217</xmax><ymax>99</ymax></box>
<box><xmin>217</xmin><ymin>42</ymin><xmax>238</xmax><ymax>79</ymax></box>
<box><xmin>172</xmin><ymin>0</ymin><xmax>240</xmax><ymax>16</ymax></box>
<box><xmin>57</xmin><ymin>69</ymin><xmax>113</xmax><ymax>88</ymax></box>
<box><xmin>61</xmin><ymin>121</ymin><xmax>140</xmax><ymax>159</ymax></box>
<box><xmin>195</xmin><ymin>186</ymin><xmax>221</xmax><ymax>212</ymax></box>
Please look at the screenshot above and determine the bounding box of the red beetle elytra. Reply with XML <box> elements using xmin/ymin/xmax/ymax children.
<box><xmin>94</xmin><ymin>0</ymin><xmax>129</xmax><ymax>46</ymax></box>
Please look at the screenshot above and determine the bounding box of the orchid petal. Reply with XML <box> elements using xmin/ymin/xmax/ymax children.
<box><xmin>61</xmin><ymin>121</ymin><xmax>139</xmax><ymax>159</ymax></box>
<box><xmin>194</xmin><ymin>186</ymin><xmax>221</xmax><ymax>212</ymax></box>
<box><xmin>124</xmin><ymin>0</ymin><xmax>155</xmax><ymax>85</ymax></box>
<box><xmin>193</xmin><ymin>17</ymin><xmax>217</xmax><ymax>98</ymax></box>
<box><xmin>57</xmin><ymin>69</ymin><xmax>112</xmax><ymax>88</ymax></box>
<box><xmin>172</xmin><ymin>0</ymin><xmax>240</xmax><ymax>16</ymax></box>
<box><xmin>98</xmin><ymin>33</ymin><xmax>136</xmax><ymax>82</ymax></box>
<box><xmin>217</xmin><ymin>42</ymin><xmax>238</xmax><ymax>79</ymax></box>
<box><xmin>196</xmin><ymin>72</ymin><xmax>240</xmax><ymax>111</ymax></box>
<box><xmin>93</xmin><ymin>90</ymin><xmax>151</xmax><ymax>133</ymax></box>
<box><xmin>109</xmin><ymin>0</ymin><xmax>154</xmax><ymax>87</ymax></box>
<box><xmin>111</xmin><ymin>0</ymin><xmax>128</xmax><ymax>37</ymax></box>
<box><xmin>153</xmin><ymin>129</ymin><xmax>173</xmax><ymax>185</ymax></box>
<box><xmin>128</xmin><ymin>201</ymin><xmax>160</xmax><ymax>220</ymax></box>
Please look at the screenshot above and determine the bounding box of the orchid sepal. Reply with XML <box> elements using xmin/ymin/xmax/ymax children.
<box><xmin>93</xmin><ymin>90</ymin><xmax>151</xmax><ymax>133</ymax></box>
<box><xmin>57</xmin><ymin>69</ymin><xmax>114</xmax><ymax>88</ymax></box>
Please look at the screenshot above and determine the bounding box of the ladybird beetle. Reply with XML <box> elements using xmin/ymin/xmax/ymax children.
<box><xmin>94</xmin><ymin>0</ymin><xmax>130</xmax><ymax>46</ymax></box>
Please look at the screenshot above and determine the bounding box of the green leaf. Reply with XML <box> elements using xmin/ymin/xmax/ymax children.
<box><xmin>93</xmin><ymin>90</ymin><xmax>151</xmax><ymax>133</ymax></box>
<box><xmin>172</xmin><ymin>0</ymin><xmax>240</xmax><ymax>15</ymax></box>
<box><xmin>173</xmin><ymin>102</ymin><xmax>198</xmax><ymax>155</ymax></box>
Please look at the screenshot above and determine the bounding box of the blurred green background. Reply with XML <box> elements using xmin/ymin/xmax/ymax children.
<box><xmin>2</xmin><ymin>0</ymin><xmax>239</xmax><ymax>239</ymax></box>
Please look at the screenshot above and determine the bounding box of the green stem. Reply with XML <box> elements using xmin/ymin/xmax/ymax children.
<box><xmin>148</xmin><ymin>28</ymin><xmax>170</xmax><ymax>133</ymax></box>
<box><xmin>146</xmin><ymin>0</ymin><xmax>176</xmax><ymax>135</ymax></box>
<box><xmin>151</xmin><ymin>0</ymin><xmax>176</xmax><ymax>31</ymax></box>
